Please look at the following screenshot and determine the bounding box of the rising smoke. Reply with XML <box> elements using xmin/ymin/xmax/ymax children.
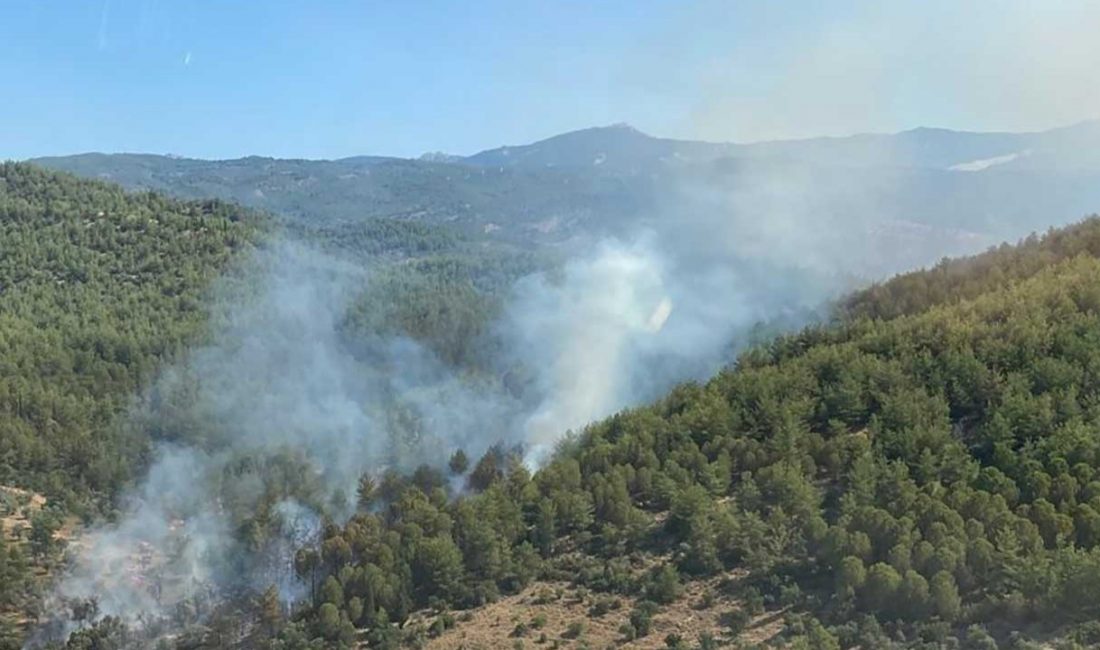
<box><xmin>43</xmin><ymin>240</ymin><xmax>516</xmax><ymax>630</ymax></box>
<box><xmin>40</xmin><ymin>136</ymin><xmax>1003</xmax><ymax>640</ymax></box>
<box><xmin>41</xmin><ymin>210</ymin><xmax>835</xmax><ymax>638</ymax></box>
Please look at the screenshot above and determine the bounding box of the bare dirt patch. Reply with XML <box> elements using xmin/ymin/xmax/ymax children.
<box><xmin>0</xmin><ymin>485</ymin><xmax>47</xmax><ymax>541</ymax></box>
<box><xmin>415</xmin><ymin>572</ymin><xmax>783</xmax><ymax>649</ymax></box>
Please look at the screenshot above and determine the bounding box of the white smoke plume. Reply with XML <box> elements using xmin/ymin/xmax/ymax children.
<box><xmin>508</xmin><ymin>236</ymin><xmax>673</xmax><ymax>462</ymax></box>
<box><xmin>42</xmin><ymin>240</ymin><xmax>523</xmax><ymax>633</ymax></box>
<box><xmin>42</xmin><ymin>216</ymin><xmax>820</xmax><ymax>638</ymax></box>
<box><xmin>41</xmin><ymin>158</ymin><xmax>959</xmax><ymax>638</ymax></box>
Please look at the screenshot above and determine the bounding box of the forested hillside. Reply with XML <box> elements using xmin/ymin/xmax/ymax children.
<box><xmin>0</xmin><ymin>163</ymin><xmax>259</xmax><ymax>511</ymax></box>
<box><xmin>841</xmin><ymin>217</ymin><xmax>1100</xmax><ymax>320</ymax></box>
<box><xmin>0</xmin><ymin>165</ymin><xmax>546</xmax><ymax>647</ymax></box>
<box><xmin>0</xmin><ymin>164</ymin><xmax>258</xmax><ymax>643</ymax></box>
<box><xmin>12</xmin><ymin>161</ymin><xmax>1100</xmax><ymax>649</ymax></box>
<box><xmin>167</xmin><ymin>216</ymin><xmax>1100</xmax><ymax>649</ymax></box>
<box><xmin>0</xmin><ymin>163</ymin><xmax>538</xmax><ymax>515</ymax></box>
<box><xmin>31</xmin><ymin>152</ymin><xmax>653</xmax><ymax>246</ymax></box>
<box><xmin>15</xmin><ymin>0</ymin><xmax>1100</xmax><ymax>647</ymax></box>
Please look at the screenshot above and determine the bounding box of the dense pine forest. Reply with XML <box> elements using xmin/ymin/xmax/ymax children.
<box><xmin>0</xmin><ymin>164</ymin><xmax>537</xmax><ymax>646</ymax></box>
<box><xmin>7</xmin><ymin>163</ymin><xmax>1100</xmax><ymax>649</ymax></box>
<box><xmin>0</xmin><ymin>163</ymin><xmax>263</xmax><ymax>643</ymax></box>
<box><xmin>235</xmin><ymin>218</ymin><xmax>1100</xmax><ymax>650</ymax></box>
<box><xmin>0</xmin><ymin>163</ymin><xmax>258</xmax><ymax>510</ymax></box>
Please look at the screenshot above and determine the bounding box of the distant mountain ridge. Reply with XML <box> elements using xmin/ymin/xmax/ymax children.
<box><xmin>34</xmin><ymin>119</ymin><xmax>1100</xmax><ymax>173</ymax></box>
<box><xmin>464</xmin><ymin>123</ymin><xmax>737</xmax><ymax>173</ymax></box>
<box><xmin>465</xmin><ymin>120</ymin><xmax>1100</xmax><ymax>172</ymax></box>
<box><xmin>28</xmin><ymin>120</ymin><xmax>1100</xmax><ymax>276</ymax></box>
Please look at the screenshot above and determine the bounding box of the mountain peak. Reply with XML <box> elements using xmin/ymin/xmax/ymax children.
<box><xmin>537</xmin><ymin>122</ymin><xmax>654</xmax><ymax>142</ymax></box>
<box><xmin>418</xmin><ymin>151</ymin><xmax>463</xmax><ymax>163</ymax></box>
<box><xmin>604</xmin><ymin>122</ymin><xmax>645</xmax><ymax>133</ymax></box>
<box><xmin>463</xmin><ymin>123</ymin><xmax>670</xmax><ymax>171</ymax></box>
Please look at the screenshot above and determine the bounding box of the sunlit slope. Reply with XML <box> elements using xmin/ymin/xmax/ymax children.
<box><xmin>841</xmin><ymin>215</ymin><xmax>1100</xmax><ymax>320</ymax></box>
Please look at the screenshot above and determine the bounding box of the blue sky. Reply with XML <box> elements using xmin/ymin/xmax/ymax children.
<box><xmin>3</xmin><ymin>1</ymin><xmax>1099</xmax><ymax>160</ymax></box>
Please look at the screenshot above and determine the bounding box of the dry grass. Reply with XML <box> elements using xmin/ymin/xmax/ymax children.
<box><xmin>413</xmin><ymin>571</ymin><xmax>783</xmax><ymax>649</ymax></box>
<box><xmin>0</xmin><ymin>485</ymin><xmax>85</xmax><ymax>633</ymax></box>
<box><xmin>1</xmin><ymin>485</ymin><xmax>81</xmax><ymax>574</ymax></box>
<box><xmin>0</xmin><ymin>485</ymin><xmax>50</xmax><ymax>631</ymax></box>
<box><xmin>0</xmin><ymin>485</ymin><xmax>46</xmax><ymax>541</ymax></box>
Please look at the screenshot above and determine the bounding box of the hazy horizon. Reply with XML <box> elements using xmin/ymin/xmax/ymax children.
<box><xmin>22</xmin><ymin>117</ymin><xmax>1100</xmax><ymax>164</ymax></box>
<box><xmin>5</xmin><ymin>1</ymin><xmax>1100</xmax><ymax>161</ymax></box>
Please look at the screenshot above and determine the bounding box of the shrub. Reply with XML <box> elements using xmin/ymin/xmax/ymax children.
<box><xmin>563</xmin><ymin>621</ymin><xmax>586</xmax><ymax>639</ymax></box>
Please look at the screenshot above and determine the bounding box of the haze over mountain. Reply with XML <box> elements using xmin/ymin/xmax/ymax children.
<box><xmin>33</xmin><ymin>121</ymin><xmax>1100</xmax><ymax>280</ymax></box>
<box><xmin>470</xmin><ymin>120</ymin><xmax>1100</xmax><ymax>172</ymax></box>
